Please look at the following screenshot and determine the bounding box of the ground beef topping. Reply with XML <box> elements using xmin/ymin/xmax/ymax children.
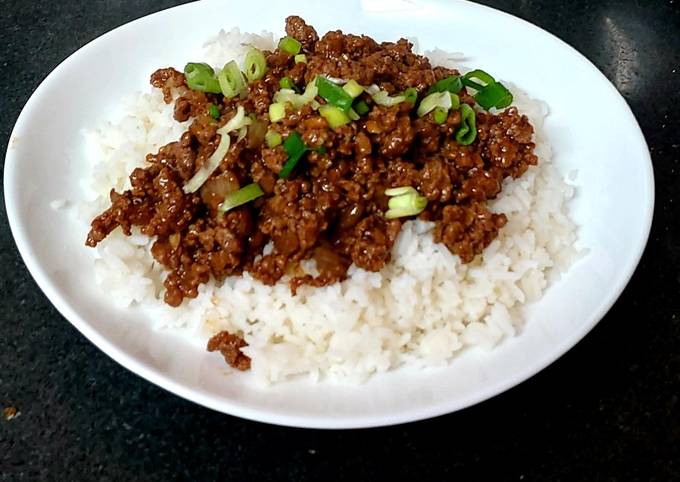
<box><xmin>87</xmin><ymin>17</ymin><xmax>538</xmax><ymax>368</ymax></box>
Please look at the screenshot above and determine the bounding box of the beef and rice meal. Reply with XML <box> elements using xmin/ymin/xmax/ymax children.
<box><xmin>82</xmin><ymin>17</ymin><xmax>579</xmax><ymax>382</ymax></box>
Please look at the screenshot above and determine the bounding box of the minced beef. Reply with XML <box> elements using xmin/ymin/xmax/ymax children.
<box><xmin>86</xmin><ymin>15</ymin><xmax>537</xmax><ymax>310</ymax></box>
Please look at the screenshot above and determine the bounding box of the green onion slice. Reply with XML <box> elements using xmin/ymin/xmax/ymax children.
<box><xmin>364</xmin><ymin>84</ymin><xmax>406</xmax><ymax>106</ymax></box>
<box><xmin>218</xmin><ymin>60</ymin><xmax>247</xmax><ymax>98</ymax></box>
<box><xmin>273</xmin><ymin>78</ymin><xmax>319</xmax><ymax>109</ymax></box>
<box><xmin>428</xmin><ymin>75</ymin><xmax>463</xmax><ymax>95</ymax></box>
<box><xmin>279</xmin><ymin>76</ymin><xmax>296</xmax><ymax>91</ymax></box>
<box><xmin>294</xmin><ymin>54</ymin><xmax>307</xmax><ymax>64</ymax></box>
<box><xmin>455</xmin><ymin>104</ymin><xmax>477</xmax><ymax>145</ymax></box>
<box><xmin>208</xmin><ymin>103</ymin><xmax>220</xmax><ymax>119</ymax></box>
<box><xmin>354</xmin><ymin>100</ymin><xmax>370</xmax><ymax>115</ymax></box>
<box><xmin>385</xmin><ymin>186</ymin><xmax>417</xmax><ymax>197</ymax></box>
<box><xmin>184</xmin><ymin>106</ymin><xmax>250</xmax><ymax>193</ymax></box>
<box><xmin>403</xmin><ymin>87</ymin><xmax>418</xmax><ymax>104</ymax></box>
<box><xmin>279</xmin><ymin>132</ymin><xmax>307</xmax><ymax>179</ymax></box>
<box><xmin>269</xmin><ymin>103</ymin><xmax>286</xmax><ymax>122</ymax></box>
<box><xmin>279</xmin><ymin>36</ymin><xmax>302</xmax><ymax>55</ymax></box>
<box><xmin>244</xmin><ymin>48</ymin><xmax>267</xmax><ymax>82</ymax></box>
<box><xmin>417</xmin><ymin>91</ymin><xmax>452</xmax><ymax>117</ymax></box>
<box><xmin>319</xmin><ymin>104</ymin><xmax>351</xmax><ymax>129</ymax></box>
<box><xmin>462</xmin><ymin>69</ymin><xmax>496</xmax><ymax>91</ymax></box>
<box><xmin>265</xmin><ymin>130</ymin><xmax>282</xmax><ymax>148</ymax></box>
<box><xmin>316</xmin><ymin>76</ymin><xmax>354</xmax><ymax>113</ymax></box>
<box><xmin>218</xmin><ymin>183</ymin><xmax>264</xmax><ymax>214</ymax></box>
<box><xmin>433</xmin><ymin>107</ymin><xmax>448</xmax><ymax>124</ymax></box>
<box><xmin>184</xmin><ymin>63</ymin><xmax>221</xmax><ymax>93</ymax></box>
<box><xmin>450</xmin><ymin>93</ymin><xmax>461</xmax><ymax>110</ymax></box>
<box><xmin>384</xmin><ymin>186</ymin><xmax>428</xmax><ymax>219</ymax></box>
<box><xmin>342</xmin><ymin>80</ymin><xmax>364</xmax><ymax>99</ymax></box>
<box><xmin>474</xmin><ymin>82</ymin><xmax>513</xmax><ymax>110</ymax></box>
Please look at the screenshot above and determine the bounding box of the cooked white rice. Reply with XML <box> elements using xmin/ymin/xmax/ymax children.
<box><xmin>77</xmin><ymin>29</ymin><xmax>581</xmax><ymax>384</ymax></box>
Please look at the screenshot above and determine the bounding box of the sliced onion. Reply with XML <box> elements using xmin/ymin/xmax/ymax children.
<box><xmin>183</xmin><ymin>106</ymin><xmax>250</xmax><ymax>194</ymax></box>
<box><xmin>273</xmin><ymin>79</ymin><xmax>319</xmax><ymax>110</ymax></box>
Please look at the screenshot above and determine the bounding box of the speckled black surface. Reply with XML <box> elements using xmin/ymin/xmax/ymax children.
<box><xmin>1</xmin><ymin>0</ymin><xmax>679</xmax><ymax>480</ymax></box>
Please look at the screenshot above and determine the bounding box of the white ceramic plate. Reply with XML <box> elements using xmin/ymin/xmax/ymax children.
<box><xmin>4</xmin><ymin>0</ymin><xmax>653</xmax><ymax>428</ymax></box>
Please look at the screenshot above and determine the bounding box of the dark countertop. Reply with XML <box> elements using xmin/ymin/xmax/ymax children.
<box><xmin>1</xmin><ymin>1</ymin><xmax>678</xmax><ymax>480</ymax></box>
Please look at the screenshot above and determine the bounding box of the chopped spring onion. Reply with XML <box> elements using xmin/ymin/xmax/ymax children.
<box><xmin>417</xmin><ymin>91</ymin><xmax>452</xmax><ymax>117</ymax></box>
<box><xmin>428</xmin><ymin>75</ymin><xmax>463</xmax><ymax>94</ymax></box>
<box><xmin>265</xmin><ymin>130</ymin><xmax>282</xmax><ymax>148</ymax></box>
<box><xmin>208</xmin><ymin>103</ymin><xmax>220</xmax><ymax>119</ymax></box>
<box><xmin>384</xmin><ymin>186</ymin><xmax>428</xmax><ymax>219</ymax></box>
<box><xmin>279</xmin><ymin>131</ymin><xmax>307</xmax><ymax>179</ymax></box>
<box><xmin>273</xmin><ymin>79</ymin><xmax>319</xmax><ymax>109</ymax></box>
<box><xmin>244</xmin><ymin>48</ymin><xmax>267</xmax><ymax>82</ymax></box>
<box><xmin>279</xmin><ymin>36</ymin><xmax>302</xmax><ymax>55</ymax></box>
<box><xmin>462</xmin><ymin>69</ymin><xmax>513</xmax><ymax>109</ymax></box>
<box><xmin>342</xmin><ymin>80</ymin><xmax>364</xmax><ymax>99</ymax></box>
<box><xmin>218</xmin><ymin>183</ymin><xmax>264</xmax><ymax>214</ymax></box>
<box><xmin>433</xmin><ymin>107</ymin><xmax>448</xmax><ymax>124</ymax></box>
<box><xmin>455</xmin><ymin>104</ymin><xmax>477</xmax><ymax>145</ymax></box>
<box><xmin>218</xmin><ymin>60</ymin><xmax>247</xmax><ymax>98</ymax></box>
<box><xmin>183</xmin><ymin>106</ymin><xmax>250</xmax><ymax>193</ymax></box>
<box><xmin>403</xmin><ymin>87</ymin><xmax>418</xmax><ymax>104</ymax></box>
<box><xmin>319</xmin><ymin>104</ymin><xmax>351</xmax><ymax>129</ymax></box>
<box><xmin>316</xmin><ymin>76</ymin><xmax>354</xmax><ymax>113</ymax></box>
<box><xmin>269</xmin><ymin>102</ymin><xmax>286</xmax><ymax>122</ymax></box>
<box><xmin>462</xmin><ymin>69</ymin><xmax>496</xmax><ymax>91</ymax></box>
<box><xmin>279</xmin><ymin>76</ymin><xmax>296</xmax><ymax>91</ymax></box>
<box><xmin>385</xmin><ymin>186</ymin><xmax>417</xmax><ymax>197</ymax></box>
<box><xmin>449</xmin><ymin>93</ymin><xmax>461</xmax><ymax>110</ymax></box>
<box><xmin>348</xmin><ymin>108</ymin><xmax>360</xmax><ymax>121</ymax></box>
<box><xmin>354</xmin><ymin>100</ymin><xmax>370</xmax><ymax>115</ymax></box>
<box><xmin>371</xmin><ymin>90</ymin><xmax>406</xmax><ymax>106</ymax></box>
<box><xmin>475</xmin><ymin>82</ymin><xmax>513</xmax><ymax>110</ymax></box>
<box><xmin>294</xmin><ymin>54</ymin><xmax>307</xmax><ymax>64</ymax></box>
<box><xmin>364</xmin><ymin>84</ymin><xmax>407</xmax><ymax>106</ymax></box>
<box><xmin>184</xmin><ymin>63</ymin><xmax>221</xmax><ymax>93</ymax></box>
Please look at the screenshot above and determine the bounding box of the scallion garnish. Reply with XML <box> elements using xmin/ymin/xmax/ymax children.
<box><xmin>384</xmin><ymin>186</ymin><xmax>428</xmax><ymax>219</ymax></box>
<box><xmin>279</xmin><ymin>76</ymin><xmax>296</xmax><ymax>91</ymax></box>
<box><xmin>218</xmin><ymin>60</ymin><xmax>247</xmax><ymax>98</ymax></box>
<box><xmin>279</xmin><ymin>36</ymin><xmax>302</xmax><ymax>55</ymax></box>
<box><xmin>244</xmin><ymin>48</ymin><xmax>267</xmax><ymax>82</ymax></box>
<box><xmin>403</xmin><ymin>87</ymin><xmax>418</xmax><ymax>104</ymax></box>
<box><xmin>428</xmin><ymin>75</ymin><xmax>463</xmax><ymax>95</ymax></box>
<box><xmin>294</xmin><ymin>54</ymin><xmax>307</xmax><ymax>64</ymax></box>
<box><xmin>273</xmin><ymin>78</ymin><xmax>319</xmax><ymax>109</ymax></box>
<box><xmin>342</xmin><ymin>80</ymin><xmax>364</xmax><ymax>99</ymax></box>
<box><xmin>417</xmin><ymin>91</ymin><xmax>452</xmax><ymax>117</ymax></box>
<box><xmin>433</xmin><ymin>107</ymin><xmax>448</xmax><ymax>124</ymax></box>
<box><xmin>354</xmin><ymin>100</ymin><xmax>370</xmax><ymax>116</ymax></box>
<box><xmin>279</xmin><ymin>131</ymin><xmax>307</xmax><ymax>179</ymax></box>
<box><xmin>265</xmin><ymin>130</ymin><xmax>282</xmax><ymax>148</ymax></box>
<box><xmin>208</xmin><ymin>103</ymin><xmax>220</xmax><ymax>119</ymax></box>
<box><xmin>184</xmin><ymin>63</ymin><xmax>221</xmax><ymax>94</ymax></box>
<box><xmin>455</xmin><ymin>104</ymin><xmax>477</xmax><ymax>145</ymax></box>
<box><xmin>218</xmin><ymin>183</ymin><xmax>264</xmax><ymax>214</ymax></box>
<box><xmin>449</xmin><ymin>93</ymin><xmax>461</xmax><ymax>110</ymax></box>
<box><xmin>462</xmin><ymin>69</ymin><xmax>496</xmax><ymax>91</ymax></box>
<box><xmin>269</xmin><ymin>103</ymin><xmax>286</xmax><ymax>122</ymax></box>
<box><xmin>316</xmin><ymin>76</ymin><xmax>354</xmax><ymax>113</ymax></box>
<box><xmin>319</xmin><ymin>104</ymin><xmax>351</xmax><ymax>129</ymax></box>
<box><xmin>462</xmin><ymin>69</ymin><xmax>513</xmax><ymax>109</ymax></box>
<box><xmin>474</xmin><ymin>82</ymin><xmax>513</xmax><ymax>110</ymax></box>
<box><xmin>371</xmin><ymin>90</ymin><xmax>406</xmax><ymax>106</ymax></box>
